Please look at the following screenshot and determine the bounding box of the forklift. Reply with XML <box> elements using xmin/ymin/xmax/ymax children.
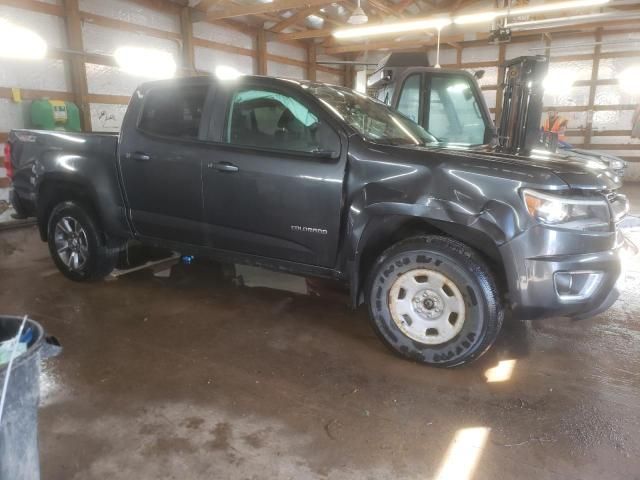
<box><xmin>367</xmin><ymin>51</ymin><xmax>627</xmax><ymax>177</ymax></box>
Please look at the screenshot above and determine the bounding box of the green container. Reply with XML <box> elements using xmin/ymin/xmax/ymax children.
<box><xmin>30</xmin><ymin>99</ymin><xmax>81</xmax><ymax>132</ymax></box>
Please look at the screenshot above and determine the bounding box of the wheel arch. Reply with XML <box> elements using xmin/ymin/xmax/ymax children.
<box><xmin>350</xmin><ymin>215</ymin><xmax>506</xmax><ymax>308</ymax></box>
<box><xmin>36</xmin><ymin>174</ymin><xmax>103</xmax><ymax>241</ymax></box>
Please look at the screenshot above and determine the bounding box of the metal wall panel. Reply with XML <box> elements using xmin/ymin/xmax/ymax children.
<box><xmin>268</xmin><ymin>42</ymin><xmax>305</xmax><ymax>62</ymax></box>
<box><xmin>316</xmin><ymin>70</ymin><xmax>341</xmax><ymax>85</ymax></box>
<box><xmin>461</xmin><ymin>45</ymin><xmax>499</xmax><ymax>63</ymax></box>
<box><xmin>506</xmin><ymin>40</ymin><xmax>543</xmax><ymax>59</ymax></box>
<box><xmin>594</xmin><ymin>84</ymin><xmax>640</xmax><ymax>107</ymax></box>
<box><xmin>544</xmin><ymin>86</ymin><xmax>591</xmax><ymax>107</ymax></box>
<box><xmin>85</xmin><ymin>63</ymin><xmax>141</xmax><ymax>96</ymax></box>
<box><xmin>79</xmin><ymin>0</ymin><xmax>180</xmax><ymax>33</ymax></box>
<box><xmin>192</xmin><ymin>22</ymin><xmax>254</xmax><ymax>50</ymax></box>
<box><xmin>267</xmin><ymin>61</ymin><xmax>305</xmax><ymax>80</ymax></box>
<box><xmin>0</xmin><ymin>99</ymin><xmax>29</xmax><ymax>132</ymax></box>
<box><xmin>598</xmin><ymin>56</ymin><xmax>640</xmax><ymax>79</ymax></box>
<box><xmin>194</xmin><ymin>46</ymin><xmax>255</xmax><ymax>75</ymax></box>
<box><xmin>82</xmin><ymin>23</ymin><xmax>180</xmax><ymax>56</ymax></box>
<box><xmin>0</xmin><ymin>5</ymin><xmax>67</xmax><ymax>49</ymax></box>
<box><xmin>592</xmin><ymin>110</ymin><xmax>635</xmax><ymax>131</ymax></box>
<box><xmin>0</xmin><ymin>58</ymin><xmax>69</xmax><ymax>92</ymax></box>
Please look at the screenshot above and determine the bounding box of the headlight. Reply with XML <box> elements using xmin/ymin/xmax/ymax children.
<box><xmin>607</xmin><ymin>158</ymin><xmax>625</xmax><ymax>171</ymax></box>
<box><xmin>522</xmin><ymin>189</ymin><xmax>610</xmax><ymax>231</ymax></box>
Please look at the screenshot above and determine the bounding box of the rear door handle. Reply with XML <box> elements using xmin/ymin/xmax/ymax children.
<box><xmin>126</xmin><ymin>151</ymin><xmax>151</xmax><ymax>161</ymax></box>
<box><xmin>208</xmin><ymin>161</ymin><xmax>239</xmax><ymax>173</ymax></box>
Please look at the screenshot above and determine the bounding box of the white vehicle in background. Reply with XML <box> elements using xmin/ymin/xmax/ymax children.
<box><xmin>367</xmin><ymin>52</ymin><xmax>627</xmax><ymax>179</ymax></box>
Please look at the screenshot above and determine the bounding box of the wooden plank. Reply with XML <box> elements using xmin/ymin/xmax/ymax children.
<box><xmin>0</xmin><ymin>87</ymin><xmax>74</xmax><ymax>102</ymax></box>
<box><xmin>257</xmin><ymin>28</ymin><xmax>267</xmax><ymax>75</ymax></box>
<box><xmin>572</xmin><ymin>144</ymin><xmax>640</xmax><ymax>151</ymax></box>
<box><xmin>128</xmin><ymin>0</ymin><xmax>181</xmax><ymax>15</ymax></box>
<box><xmin>192</xmin><ymin>37</ymin><xmax>256</xmax><ymax>57</ymax></box>
<box><xmin>307</xmin><ymin>42</ymin><xmax>317</xmax><ymax>81</ymax></box>
<box><xmin>62</xmin><ymin>0</ymin><xmax>92</xmax><ymax>132</ymax></box>
<box><xmin>79</xmin><ymin>12</ymin><xmax>181</xmax><ymax>41</ymax></box>
<box><xmin>584</xmin><ymin>28</ymin><xmax>603</xmax><ymax>147</ymax></box>
<box><xmin>270</xmin><ymin>6</ymin><xmax>320</xmax><ymax>33</ymax></box>
<box><xmin>0</xmin><ymin>0</ymin><xmax>63</xmax><ymax>16</ymax></box>
<box><xmin>542</xmin><ymin>105</ymin><xmax>637</xmax><ymax>112</ymax></box>
<box><xmin>180</xmin><ymin>7</ymin><xmax>196</xmax><ymax>73</ymax></box>
<box><xmin>567</xmin><ymin>129</ymin><xmax>633</xmax><ymax>136</ymax></box>
<box><xmin>207</xmin><ymin>0</ymin><xmax>332</xmax><ymax>21</ymax></box>
<box><xmin>87</xmin><ymin>94</ymin><xmax>131</xmax><ymax>105</ymax></box>
<box><xmin>277</xmin><ymin>27</ymin><xmax>335</xmax><ymax>41</ymax></box>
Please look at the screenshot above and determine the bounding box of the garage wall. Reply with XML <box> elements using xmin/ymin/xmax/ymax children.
<box><xmin>430</xmin><ymin>31</ymin><xmax>640</xmax><ymax>180</ymax></box>
<box><xmin>0</xmin><ymin>0</ymin><xmax>344</xmax><ymax>220</ymax></box>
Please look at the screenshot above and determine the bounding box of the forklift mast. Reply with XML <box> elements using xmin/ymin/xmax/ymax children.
<box><xmin>497</xmin><ymin>55</ymin><xmax>549</xmax><ymax>154</ymax></box>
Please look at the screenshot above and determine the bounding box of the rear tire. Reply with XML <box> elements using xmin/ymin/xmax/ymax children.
<box><xmin>47</xmin><ymin>201</ymin><xmax>119</xmax><ymax>281</ymax></box>
<box><xmin>366</xmin><ymin>235</ymin><xmax>503</xmax><ymax>367</ymax></box>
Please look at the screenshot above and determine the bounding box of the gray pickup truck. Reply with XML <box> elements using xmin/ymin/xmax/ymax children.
<box><xmin>4</xmin><ymin>75</ymin><xmax>628</xmax><ymax>366</ymax></box>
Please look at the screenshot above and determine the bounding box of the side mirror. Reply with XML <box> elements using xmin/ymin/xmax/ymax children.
<box><xmin>474</xmin><ymin>70</ymin><xmax>485</xmax><ymax>80</ymax></box>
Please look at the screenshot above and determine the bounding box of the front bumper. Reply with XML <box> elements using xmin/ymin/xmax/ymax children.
<box><xmin>500</xmin><ymin>224</ymin><xmax>622</xmax><ymax>320</ymax></box>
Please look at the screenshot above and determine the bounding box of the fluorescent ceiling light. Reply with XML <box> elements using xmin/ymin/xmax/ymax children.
<box><xmin>334</xmin><ymin>17</ymin><xmax>451</xmax><ymax>39</ymax></box>
<box><xmin>215</xmin><ymin>65</ymin><xmax>243</xmax><ymax>80</ymax></box>
<box><xmin>114</xmin><ymin>46</ymin><xmax>176</xmax><ymax>78</ymax></box>
<box><xmin>0</xmin><ymin>19</ymin><xmax>47</xmax><ymax>60</ymax></box>
<box><xmin>454</xmin><ymin>0</ymin><xmax>610</xmax><ymax>25</ymax></box>
<box><xmin>619</xmin><ymin>66</ymin><xmax>640</xmax><ymax>94</ymax></box>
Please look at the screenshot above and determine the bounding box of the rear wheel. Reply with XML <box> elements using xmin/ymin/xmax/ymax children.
<box><xmin>47</xmin><ymin>201</ymin><xmax>119</xmax><ymax>281</ymax></box>
<box><xmin>366</xmin><ymin>235</ymin><xmax>503</xmax><ymax>367</ymax></box>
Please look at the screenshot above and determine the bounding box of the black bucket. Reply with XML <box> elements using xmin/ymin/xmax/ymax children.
<box><xmin>0</xmin><ymin>316</ymin><xmax>61</xmax><ymax>480</ymax></box>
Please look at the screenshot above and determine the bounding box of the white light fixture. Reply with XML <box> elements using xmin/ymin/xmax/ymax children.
<box><xmin>334</xmin><ymin>17</ymin><xmax>451</xmax><ymax>39</ymax></box>
<box><xmin>347</xmin><ymin>0</ymin><xmax>368</xmax><ymax>25</ymax></box>
<box><xmin>0</xmin><ymin>19</ymin><xmax>47</xmax><ymax>60</ymax></box>
<box><xmin>619</xmin><ymin>66</ymin><xmax>640</xmax><ymax>94</ymax></box>
<box><xmin>114</xmin><ymin>46</ymin><xmax>176</xmax><ymax>79</ymax></box>
<box><xmin>543</xmin><ymin>69</ymin><xmax>577</xmax><ymax>95</ymax></box>
<box><xmin>215</xmin><ymin>65</ymin><xmax>243</xmax><ymax>80</ymax></box>
<box><xmin>454</xmin><ymin>0</ymin><xmax>610</xmax><ymax>25</ymax></box>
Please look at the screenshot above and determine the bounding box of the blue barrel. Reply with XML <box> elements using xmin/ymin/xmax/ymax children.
<box><xmin>0</xmin><ymin>316</ymin><xmax>61</xmax><ymax>480</ymax></box>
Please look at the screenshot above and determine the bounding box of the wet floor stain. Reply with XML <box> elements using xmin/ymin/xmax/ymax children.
<box><xmin>1</xmin><ymin>225</ymin><xmax>640</xmax><ymax>479</ymax></box>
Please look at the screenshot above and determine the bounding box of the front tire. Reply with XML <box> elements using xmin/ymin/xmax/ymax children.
<box><xmin>47</xmin><ymin>201</ymin><xmax>119</xmax><ymax>281</ymax></box>
<box><xmin>366</xmin><ymin>235</ymin><xmax>503</xmax><ymax>367</ymax></box>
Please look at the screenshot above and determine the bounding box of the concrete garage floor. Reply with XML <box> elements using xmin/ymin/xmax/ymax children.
<box><xmin>1</xmin><ymin>200</ymin><xmax>640</xmax><ymax>480</ymax></box>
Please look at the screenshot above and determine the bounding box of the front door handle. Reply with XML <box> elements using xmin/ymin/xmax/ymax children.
<box><xmin>126</xmin><ymin>151</ymin><xmax>151</xmax><ymax>161</ymax></box>
<box><xmin>208</xmin><ymin>161</ymin><xmax>239</xmax><ymax>173</ymax></box>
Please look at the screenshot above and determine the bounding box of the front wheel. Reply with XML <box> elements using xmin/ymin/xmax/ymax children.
<box><xmin>47</xmin><ymin>201</ymin><xmax>119</xmax><ymax>281</ymax></box>
<box><xmin>366</xmin><ymin>235</ymin><xmax>503</xmax><ymax>367</ymax></box>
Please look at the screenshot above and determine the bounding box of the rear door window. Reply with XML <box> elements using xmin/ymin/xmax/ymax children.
<box><xmin>138</xmin><ymin>84</ymin><xmax>209</xmax><ymax>140</ymax></box>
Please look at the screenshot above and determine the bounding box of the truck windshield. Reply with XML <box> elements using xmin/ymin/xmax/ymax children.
<box><xmin>308</xmin><ymin>85</ymin><xmax>437</xmax><ymax>147</ymax></box>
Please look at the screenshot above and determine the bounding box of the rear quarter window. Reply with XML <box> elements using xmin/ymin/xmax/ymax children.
<box><xmin>138</xmin><ymin>84</ymin><xmax>209</xmax><ymax>140</ymax></box>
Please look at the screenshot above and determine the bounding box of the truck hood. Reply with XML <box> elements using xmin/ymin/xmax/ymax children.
<box><xmin>417</xmin><ymin>144</ymin><xmax>622</xmax><ymax>191</ymax></box>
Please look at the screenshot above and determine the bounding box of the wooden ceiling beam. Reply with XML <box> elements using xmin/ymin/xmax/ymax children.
<box><xmin>270</xmin><ymin>6</ymin><xmax>322</xmax><ymax>32</ymax></box>
<box><xmin>276</xmin><ymin>27</ymin><xmax>335</xmax><ymax>41</ymax></box>
<box><xmin>206</xmin><ymin>0</ymin><xmax>334</xmax><ymax>21</ymax></box>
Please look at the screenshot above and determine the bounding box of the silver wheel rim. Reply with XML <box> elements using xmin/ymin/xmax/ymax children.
<box><xmin>54</xmin><ymin>216</ymin><xmax>89</xmax><ymax>271</ymax></box>
<box><xmin>388</xmin><ymin>269</ymin><xmax>466</xmax><ymax>345</ymax></box>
